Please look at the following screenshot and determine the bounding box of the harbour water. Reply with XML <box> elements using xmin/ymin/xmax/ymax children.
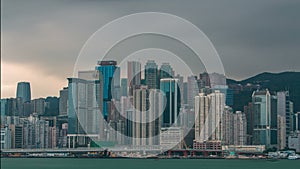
<box><xmin>1</xmin><ymin>158</ymin><xmax>300</xmax><ymax>169</ymax></box>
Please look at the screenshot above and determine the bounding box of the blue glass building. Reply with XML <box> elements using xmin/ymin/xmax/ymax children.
<box><xmin>16</xmin><ymin>82</ymin><xmax>31</xmax><ymax>103</ymax></box>
<box><xmin>95</xmin><ymin>61</ymin><xmax>119</xmax><ymax>120</ymax></box>
<box><xmin>160</xmin><ymin>78</ymin><xmax>181</xmax><ymax>127</ymax></box>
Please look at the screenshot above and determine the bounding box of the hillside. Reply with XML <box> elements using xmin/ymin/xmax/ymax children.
<box><xmin>227</xmin><ymin>72</ymin><xmax>300</xmax><ymax>112</ymax></box>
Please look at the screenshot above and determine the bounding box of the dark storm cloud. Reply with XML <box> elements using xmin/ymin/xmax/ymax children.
<box><xmin>2</xmin><ymin>0</ymin><xmax>300</xmax><ymax>97</ymax></box>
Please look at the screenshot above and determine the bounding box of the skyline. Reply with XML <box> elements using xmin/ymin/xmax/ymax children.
<box><xmin>2</xmin><ymin>60</ymin><xmax>298</xmax><ymax>100</ymax></box>
<box><xmin>1</xmin><ymin>61</ymin><xmax>299</xmax><ymax>99</ymax></box>
<box><xmin>2</xmin><ymin>0</ymin><xmax>300</xmax><ymax>98</ymax></box>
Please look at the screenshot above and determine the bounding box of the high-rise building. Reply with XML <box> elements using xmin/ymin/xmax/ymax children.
<box><xmin>22</xmin><ymin>119</ymin><xmax>32</xmax><ymax>148</ymax></box>
<box><xmin>277</xmin><ymin>91</ymin><xmax>294</xmax><ymax>149</ymax></box>
<box><xmin>232</xmin><ymin>111</ymin><xmax>247</xmax><ymax>145</ymax></box>
<box><xmin>59</xmin><ymin>87</ymin><xmax>68</xmax><ymax>116</ymax></box>
<box><xmin>16</xmin><ymin>82</ymin><xmax>31</xmax><ymax>103</ymax></box>
<box><xmin>160</xmin><ymin>78</ymin><xmax>181</xmax><ymax>127</ymax></box>
<box><xmin>222</xmin><ymin>108</ymin><xmax>247</xmax><ymax>146</ymax></box>
<box><xmin>132</xmin><ymin>86</ymin><xmax>148</xmax><ymax>146</ymax></box>
<box><xmin>199</xmin><ymin>72</ymin><xmax>210</xmax><ymax>88</ymax></box>
<box><xmin>194</xmin><ymin>93</ymin><xmax>209</xmax><ymax>142</ymax></box>
<box><xmin>244</xmin><ymin>103</ymin><xmax>254</xmax><ymax>145</ymax></box>
<box><xmin>96</xmin><ymin>60</ymin><xmax>120</xmax><ymax>119</ymax></box>
<box><xmin>31</xmin><ymin>98</ymin><xmax>46</xmax><ymax>115</ymax></box>
<box><xmin>148</xmin><ymin>89</ymin><xmax>163</xmax><ymax>145</ymax></box>
<box><xmin>125</xmin><ymin>109</ymin><xmax>133</xmax><ymax>145</ymax></box>
<box><xmin>127</xmin><ymin>61</ymin><xmax>141</xmax><ymax>96</ymax></box>
<box><xmin>45</xmin><ymin>97</ymin><xmax>59</xmax><ymax>116</ymax></box>
<box><xmin>187</xmin><ymin>76</ymin><xmax>198</xmax><ymax>109</ymax></box>
<box><xmin>222</xmin><ymin>107</ymin><xmax>233</xmax><ymax>145</ymax></box>
<box><xmin>183</xmin><ymin>82</ymin><xmax>188</xmax><ymax>105</ymax></box>
<box><xmin>3</xmin><ymin>98</ymin><xmax>24</xmax><ymax>117</ymax></box>
<box><xmin>132</xmin><ymin>86</ymin><xmax>162</xmax><ymax>146</ymax></box>
<box><xmin>23</xmin><ymin>102</ymin><xmax>32</xmax><ymax>117</ymax></box>
<box><xmin>0</xmin><ymin>99</ymin><xmax>7</xmax><ymax>117</ymax></box>
<box><xmin>159</xmin><ymin>63</ymin><xmax>174</xmax><ymax>79</ymax></box>
<box><xmin>277</xmin><ymin>115</ymin><xmax>286</xmax><ymax>149</ymax></box>
<box><xmin>194</xmin><ymin>90</ymin><xmax>225</xmax><ymax>143</ymax></box>
<box><xmin>1</xmin><ymin>126</ymin><xmax>12</xmax><ymax>149</ymax></box>
<box><xmin>121</xmin><ymin>78</ymin><xmax>128</xmax><ymax>97</ymax></box>
<box><xmin>252</xmin><ymin>90</ymin><xmax>277</xmax><ymax>148</ymax></box>
<box><xmin>35</xmin><ymin>120</ymin><xmax>50</xmax><ymax>148</ymax></box>
<box><xmin>67</xmin><ymin>78</ymin><xmax>103</xmax><ymax>148</ymax></box>
<box><xmin>3</xmin><ymin>98</ymin><xmax>17</xmax><ymax>116</ymax></box>
<box><xmin>212</xmin><ymin>85</ymin><xmax>233</xmax><ymax>107</ymax></box>
<box><xmin>9</xmin><ymin>124</ymin><xmax>23</xmax><ymax>149</ymax></box>
<box><xmin>208</xmin><ymin>73</ymin><xmax>226</xmax><ymax>88</ymax></box>
<box><xmin>175</xmin><ymin>74</ymin><xmax>184</xmax><ymax>106</ymax></box>
<box><xmin>145</xmin><ymin>60</ymin><xmax>158</xmax><ymax>89</ymax></box>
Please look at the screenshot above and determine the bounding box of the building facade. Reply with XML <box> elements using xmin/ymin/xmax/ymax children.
<box><xmin>96</xmin><ymin>60</ymin><xmax>120</xmax><ymax>120</ymax></box>
<box><xmin>16</xmin><ymin>82</ymin><xmax>31</xmax><ymax>103</ymax></box>
<box><xmin>127</xmin><ymin>61</ymin><xmax>141</xmax><ymax>96</ymax></box>
<box><xmin>145</xmin><ymin>60</ymin><xmax>158</xmax><ymax>89</ymax></box>
<box><xmin>67</xmin><ymin>78</ymin><xmax>103</xmax><ymax>148</ymax></box>
<box><xmin>160</xmin><ymin>78</ymin><xmax>181</xmax><ymax>127</ymax></box>
<box><xmin>252</xmin><ymin>90</ymin><xmax>277</xmax><ymax>149</ymax></box>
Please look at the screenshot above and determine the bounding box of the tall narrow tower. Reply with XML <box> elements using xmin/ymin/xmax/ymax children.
<box><xmin>16</xmin><ymin>82</ymin><xmax>31</xmax><ymax>103</ymax></box>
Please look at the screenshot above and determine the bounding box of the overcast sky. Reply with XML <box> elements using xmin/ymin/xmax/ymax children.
<box><xmin>1</xmin><ymin>0</ymin><xmax>300</xmax><ymax>98</ymax></box>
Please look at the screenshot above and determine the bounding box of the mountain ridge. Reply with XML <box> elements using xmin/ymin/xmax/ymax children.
<box><xmin>226</xmin><ymin>71</ymin><xmax>300</xmax><ymax>112</ymax></box>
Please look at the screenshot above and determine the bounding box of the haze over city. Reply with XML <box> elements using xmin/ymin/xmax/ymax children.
<box><xmin>2</xmin><ymin>0</ymin><xmax>300</xmax><ymax>99</ymax></box>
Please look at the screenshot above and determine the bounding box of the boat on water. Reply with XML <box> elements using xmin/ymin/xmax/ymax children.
<box><xmin>287</xmin><ymin>155</ymin><xmax>298</xmax><ymax>160</ymax></box>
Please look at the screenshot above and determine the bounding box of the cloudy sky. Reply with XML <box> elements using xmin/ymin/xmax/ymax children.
<box><xmin>1</xmin><ymin>0</ymin><xmax>300</xmax><ymax>98</ymax></box>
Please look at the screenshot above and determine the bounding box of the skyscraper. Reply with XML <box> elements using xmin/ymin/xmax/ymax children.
<box><xmin>0</xmin><ymin>99</ymin><xmax>7</xmax><ymax>117</ymax></box>
<box><xmin>183</xmin><ymin>82</ymin><xmax>188</xmax><ymax>105</ymax></box>
<box><xmin>145</xmin><ymin>60</ymin><xmax>158</xmax><ymax>89</ymax></box>
<box><xmin>199</xmin><ymin>72</ymin><xmax>210</xmax><ymax>88</ymax></box>
<box><xmin>232</xmin><ymin>111</ymin><xmax>247</xmax><ymax>145</ymax></box>
<box><xmin>95</xmin><ymin>60</ymin><xmax>120</xmax><ymax>120</ymax></box>
<box><xmin>194</xmin><ymin>93</ymin><xmax>209</xmax><ymax>142</ymax></box>
<box><xmin>45</xmin><ymin>97</ymin><xmax>59</xmax><ymax>116</ymax></box>
<box><xmin>175</xmin><ymin>74</ymin><xmax>184</xmax><ymax>106</ymax></box>
<box><xmin>16</xmin><ymin>82</ymin><xmax>31</xmax><ymax>103</ymax></box>
<box><xmin>121</xmin><ymin>78</ymin><xmax>128</xmax><ymax>97</ymax></box>
<box><xmin>127</xmin><ymin>61</ymin><xmax>141</xmax><ymax>96</ymax></box>
<box><xmin>244</xmin><ymin>103</ymin><xmax>254</xmax><ymax>145</ymax></box>
<box><xmin>67</xmin><ymin>78</ymin><xmax>103</xmax><ymax>148</ymax></box>
<box><xmin>212</xmin><ymin>85</ymin><xmax>233</xmax><ymax>107</ymax></box>
<box><xmin>132</xmin><ymin>86</ymin><xmax>148</xmax><ymax>146</ymax></box>
<box><xmin>31</xmin><ymin>98</ymin><xmax>46</xmax><ymax>115</ymax></box>
<box><xmin>1</xmin><ymin>126</ymin><xmax>12</xmax><ymax>149</ymax></box>
<box><xmin>59</xmin><ymin>87</ymin><xmax>68</xmax><ymax>116</ymax></box>
<box><xmin>221</xmin><ymin>108</ymin><xmax>247</xmax><ymax>145</ymax></box>
<box><xmin>160</xmin><ymin>78</ymin><xmax>181</xmax><ymax>127</ymax></box>
<box><xmin>252</xmin><ymin>90</ymin><xmax>277</xmax><ymax>148</ymax></box>
<box><xmin>277</xmin><ymin>91</ymin><xmax>293</xmax><ymax>148</ymax></box>
<box><xmin>222</xmin><ymin>106</ymin><xmax>233</xmax><ymax>145</ymax></box>
<box><xmin>194</xmin><ymin>90</ymin><xmax>225</xmax><ymax>142</ymax></box>
<box><xmin>187</xmin><ymin>76</ymin><xmax>198</xmax><ymax>109</ymax></box>
<box><xmin>132</xmin><ymin>86</ymin><xmax>162</xmax><ymax>146</ymax></box>
<box><xmin>159</xmin><ymin>63</ymin><xmax>174</xmax><ymax>79</ymax></box>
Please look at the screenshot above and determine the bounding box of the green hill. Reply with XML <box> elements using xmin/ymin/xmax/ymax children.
<box><xmin>227</xmin><ymin>72</ymin><xmax>300</xmax><ymax>112</ymax></box>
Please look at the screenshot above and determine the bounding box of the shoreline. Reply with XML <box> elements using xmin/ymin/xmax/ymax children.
<box><xmin>1</xmin><ymin>156</ymin><xmax>292</xmax><ymax>160</ymax></box>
